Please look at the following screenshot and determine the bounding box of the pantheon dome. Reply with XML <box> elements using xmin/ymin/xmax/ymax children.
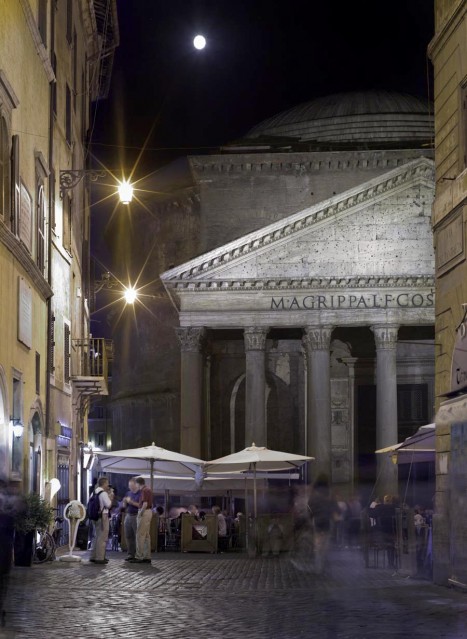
<box><xmin>247</xmin><ymin>90</ymin><xmax>433</xmax><ymax>147</ymax></box>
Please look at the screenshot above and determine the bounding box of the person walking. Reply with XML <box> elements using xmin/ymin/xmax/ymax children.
<box><xmin>121</xmin><ymin>477</ymin><xmax>141</xmax><ymax>561</ymax></box>
<box><xmin>308</xmin><ymin>474</ymin><xmax>339</xmax><ymax>575</ymax></box>
<box><xmin>130</xmin><ymin>476</ymin><xmax>153</xmax><ymax>564</ymax></box>
<box><xmin>89</xmin><ymin>477</ymin><xmax>112</xmax><ymax>565</ymax></box>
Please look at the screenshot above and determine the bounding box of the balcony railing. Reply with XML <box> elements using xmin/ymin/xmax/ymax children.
<box><xmin>71</xmin><ymin>338</ymin><xmax>112</xmax><ymax>398</ymax></box>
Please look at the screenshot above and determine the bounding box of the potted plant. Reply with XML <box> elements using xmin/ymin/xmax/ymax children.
<box><xmin>13</xmin><ymin>493</ymin><xmax>54</xmax><ymax>566</ymax></box>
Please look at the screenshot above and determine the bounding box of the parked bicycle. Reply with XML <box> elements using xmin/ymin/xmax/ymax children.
<box><xmin>33</xmin><ymin>514</ymin><xmax>63</xmax><ymax>563</ymax></box>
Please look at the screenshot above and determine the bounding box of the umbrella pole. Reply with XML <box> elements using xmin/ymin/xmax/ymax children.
<box><xmin>150</xmin><ymin>459</ymin><xmax>154</xmax><ymax>492</ymax></box>
<box><xmin>244</xmin><ymin>476</ymin><xmax>249</xmax><ymax>552</ymax></box>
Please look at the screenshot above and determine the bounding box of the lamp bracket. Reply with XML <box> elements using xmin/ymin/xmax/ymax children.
<box><xmin>59</xmin><ymin>169</ymin><xmax>106</xmax><ymax>198</ymax></box>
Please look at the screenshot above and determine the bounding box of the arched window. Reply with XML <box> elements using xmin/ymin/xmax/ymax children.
<box><xmin>0</xmin><ymin>115</ymin><xmax>10</xmax><ymax>220</ymax></box>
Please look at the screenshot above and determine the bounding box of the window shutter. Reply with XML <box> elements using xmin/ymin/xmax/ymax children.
<box><xmin>11</xmin><ymin>134</ymin><xmax>19</xmax><ymax>234</ymax></box>
<box><xmin>64</xmin><ymin>322</ymin><xmax>71</xmax><ymax>383</ymax></box>
<box><xmin>49</xmin><ymin>314</ymin><xmax>55</xmax><ymax>373</ymax></box>
<box><xmin>37</xmin><ymin>183</ymin><xmax>46</xmax><ymax>273</ymax></box>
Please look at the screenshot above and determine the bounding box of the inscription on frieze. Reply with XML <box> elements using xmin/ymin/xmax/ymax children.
<box><xmin>271</xmin><ymin>291</ymin><xmax>434</xmax><ymax>311</ymax></box>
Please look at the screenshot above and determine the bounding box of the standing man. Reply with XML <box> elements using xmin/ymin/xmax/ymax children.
<box><xmin>131</xmin><ymin>476</ymin><xmax>153</xmax><ymax>564</ymax></box>
<box><xmin>121</xmin><ymin>477</ymin><xmax>140</xmax><ymax>561</ymax></box>
<box><xmin>89</xmin><ymin>477</ymin><xmax>112</xmax><ymax>565</ymax></box>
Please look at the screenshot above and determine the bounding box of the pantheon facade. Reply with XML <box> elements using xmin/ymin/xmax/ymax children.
<box><xmin>110</xmin><ymin>91</ymin><xmax>435</xmax><ymax>492</ymax></box>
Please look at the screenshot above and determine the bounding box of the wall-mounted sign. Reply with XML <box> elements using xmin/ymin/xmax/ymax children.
<box><xmin>18</xmin><ymin>277</ymin><xmax>32</xmax><ymax>348</ymax></box>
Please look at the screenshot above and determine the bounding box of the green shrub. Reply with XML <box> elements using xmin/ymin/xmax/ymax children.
<box><xmin>14</xmin><ymin>493</ymin><xmax>54</xmax><ymax>533</ymax></box>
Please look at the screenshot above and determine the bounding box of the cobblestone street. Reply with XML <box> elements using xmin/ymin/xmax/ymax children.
<box><xmin>1</xmin><ymin>549</ymin><xmax>467</xmax><ymax>639</ymax></box>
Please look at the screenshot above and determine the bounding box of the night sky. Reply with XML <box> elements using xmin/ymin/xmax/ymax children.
<box><xmin>92</xmin><ymin>0</ymin><xmax>434</xmax><ymax>176</ymax></box>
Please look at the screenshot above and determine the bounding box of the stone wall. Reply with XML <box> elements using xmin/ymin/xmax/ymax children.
<box><xmin>190</xmin><ymin>149</ymin><xmax>433</xmax><ymax>253</ymax></box>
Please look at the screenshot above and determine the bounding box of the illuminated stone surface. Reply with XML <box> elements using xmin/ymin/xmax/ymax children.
<box><xmin>2</xmin><ymin>549</ymin><xmax>467</xmax><ymax>638</ymax></box>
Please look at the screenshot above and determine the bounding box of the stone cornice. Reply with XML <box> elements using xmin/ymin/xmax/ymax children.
<box><xmin>190</xmin><ymin>150</ymin><xmax>433</xmax><ymax>177</ymax></box>
<box><xmin>161</xmin><ymin>157</ymin><xmax>435</xmax><ymax>284</ymax></box>
<box><xmin>0</xmin><ymin>223</ymin><xmax>53</xmax><ymax>300</ymax></box>
<box><xmin>19</xmin><ymin>0</ymin><xmax>55</xmax><ymax>83</ymax></box>
<box><xmin>427</xmin><ymin>0</ymin><xmax>466</xmax><ymax>59</ymax></box>
<box><xmin>168</xmin><ymin>274</ymin><xmax>435</xmax><ymax>293</ymax></box>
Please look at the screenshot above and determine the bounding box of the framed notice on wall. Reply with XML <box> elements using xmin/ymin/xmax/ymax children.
<box><xmin>19</xmin><ymin>180</ymin><xmax>32</xmax><ymax>252</ymax></box>
<box><xmin>18</xmin><ymin>276</ymin><xmax>32</xmax><ymax>349</ymax></box>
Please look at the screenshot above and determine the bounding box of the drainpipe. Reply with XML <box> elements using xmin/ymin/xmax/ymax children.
<box><xmin>45</xmin><ymin>0</ymin><xmax>56</xmax><ymax>486</ymax></box>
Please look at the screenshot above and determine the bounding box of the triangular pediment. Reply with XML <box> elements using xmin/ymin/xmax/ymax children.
<box><xmin>161</xmin><ymin>157</ymin><xmax>434</xmax><ymax>295</ymax></box>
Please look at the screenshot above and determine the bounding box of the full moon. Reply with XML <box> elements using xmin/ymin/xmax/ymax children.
<box><xmin>193</xmin><ymin>35</ymin><xmax>206</xmax><ymax>50</ymax></box>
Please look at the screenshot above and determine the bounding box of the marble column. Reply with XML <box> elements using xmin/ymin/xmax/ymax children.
<box><xmin>303</xmin><ymin>326</ymin><xmax>333</xmax><ymax>480</ymax></box>
<box><xmin>371</xmin><ymin>324</ymin><xmax>399</xmax><ymax>496</ymax></box>
<box><xmin>244</xmin><ymin>327</ymin><xmax>268</xmax><ymax>447</ymax></box>
<box><xmin>176</xmin><ymin>327</ymin><xmax>205</xmax><ymax>458</ymax></box>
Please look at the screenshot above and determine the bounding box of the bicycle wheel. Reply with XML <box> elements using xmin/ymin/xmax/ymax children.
<box><xmin>33</xmin><ymin>531</ymin><xmax>55</xmax><ymax>563</ymax></box>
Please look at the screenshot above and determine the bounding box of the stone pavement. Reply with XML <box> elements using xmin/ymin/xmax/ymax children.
<box><xmin>1</xmin><ymin>548</ymin><xmax>467</xmax><ymax>639</ymax></box>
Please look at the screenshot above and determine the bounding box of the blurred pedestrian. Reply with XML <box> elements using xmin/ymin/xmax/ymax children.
<box><xmin>130</xmin><ymin>477</ymin><xmax>153</xmax><ymax>564</ymax></box>
<box><xmin>89</xmin><ymin>477</ymin><xmax>112</xmax><ymax>564</ymax></box>
<box><xmin>121</xmin><ymin>477</ymin><xmax>140</xmax><ymax>561</ymax></box>
<box><xmin>308</xmin><ymin>474</ymin><xmax>339</xmax><ymax>574</ymax></box>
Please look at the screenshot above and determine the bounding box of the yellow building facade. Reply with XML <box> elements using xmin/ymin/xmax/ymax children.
<box><xmin>428</xmin><ymin>0</ymin><xmax>467</xmax><ymax>585</ymax></box>
<box><xmin>0</xmin><ymin>1</ymin><xmax>117</xmax><ymax>516</ymax></box>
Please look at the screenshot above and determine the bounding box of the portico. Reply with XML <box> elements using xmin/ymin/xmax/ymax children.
<box><xmin>162</xmin><ymin>157</ymin><xmax>436</xmax><ymax>494</ymax></box>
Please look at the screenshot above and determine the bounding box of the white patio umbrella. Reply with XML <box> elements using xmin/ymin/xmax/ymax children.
<box><xmin>96</xmin><ymin>443</ymin><xmax>205</xmax><ymax>490</ymax></box>
<box><xmin>205</xmin><ymin>443</ymin><xmax>314</xmax><ymax>520</ymax></box>
<box><xmin>375</xmin><ymin>424</ymin><xmax>435</xmax><ymax>464</ymax></box>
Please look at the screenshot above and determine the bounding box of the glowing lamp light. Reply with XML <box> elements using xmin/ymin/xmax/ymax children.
<box><xmin>193</xmin><ymin>34</ymin><xmax>206</xmax><ymax>50</ymax></box>
<box><xmin>124</xmin><ymin>286</ymin><xmax>137</xmax><ymax>304</ymax></box>
<box><xmin>49</xmin><ymin>478</ymin><xmax>61</xmax><ymax>501</ymax></box>
<box><xmin>118</xmin><ymin>180</ymin><xmax>134</xmax><ymax>204</ymax></box>
<box><xmin>10</xmin><ymin>419</ymin><xmax>24</xmax><ymax>439</ymax></box>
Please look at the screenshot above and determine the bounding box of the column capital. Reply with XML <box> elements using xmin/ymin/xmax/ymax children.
<box><xmin>302</xmin><ymin>325</ymin><xmax>333</xmax><ymax>352</ymax></box>
<box><xmin>175</xmin><ymin>327</ymin><xmax>206</xmax><ymax>352</ymax></box>
<box><xmin>244</xmin><ymin>327</ymin><xmax>268</xmax><ymax>351</ymax></box>
<box><xmin>371</xmin><ymin>324</ymin><xmax>399</xmax><ymax>350</ymax></box>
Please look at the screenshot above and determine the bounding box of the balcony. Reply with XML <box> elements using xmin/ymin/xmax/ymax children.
<box><xmin>71</xmin><ymin>337</ymin><xmax>113</xmax><ymax>399</ymax></box>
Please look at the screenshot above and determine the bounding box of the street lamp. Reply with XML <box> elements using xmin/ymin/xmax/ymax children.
<box><xmin>124</xmin><ymin>286</ymin><xmax>137</xmax><ymax>304</ymax></box>
<box><xmin>59</xmin><ymin>169</ymin><xmax>134</xmax><ymax>204</ymax></box>
<box><xmin>118</xmin><ymin>180</ymin><xmax>134</xmax><ymax>205</ymax></box>
<box><xmin>10</xmin><ymin>417</ymin><xmax>24</xmax><ymax>439</ymax></box>
<box><xmin>94</xmin><ymin>272</ymin><xmax>139</xmax><ymax>304</ymax></box>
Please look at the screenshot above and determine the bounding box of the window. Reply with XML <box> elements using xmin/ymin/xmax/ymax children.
<box><xmin>72</xmin><ymin>30</ymin><xmax>77</xmax><ymax>113</ymax></box>
<box><xmin>66</xmin><ymin>0</ymin><xmax>72</xmax><ymax>45</ymax></box>
<box><xmin>62</xmin><ymin>195</ymin><xmax>71</xmax><ymax>252</ymax></box>
<box><xmin>96</xmin><ymin>432</ymin><xmax>105</xmax><ymax>448</ymax></box>
<box><xmin>397</xmin><ymin>383</ymin><xmax>428</xmax><ymax>440</ymax></box>
<box><xmin>36</xmin><ymin>183</ymin><xmax>45</xmax><ymax>273</ymax></box>
<box><xmin>38</xmin><ymin>0</ymin><xmax>47</xmax><ymax>46</ymax></box>
<box><xmin>0</xmin><ymin>116</ymin><xmax>9</xmax><ymax>220</ymax></box>
<box><xmin>50</xmin><ymin>167</ymin><xmax>56</xmax><ymax>230</ymax></box>
<box><xmin>64</xmin><ymin>322</ymin><xmax>71</xmax><ymax>384</ymax></box>
<box><xmin>35</xmin><ymin>352</ymin><xmax>40</xmax><ymax>394</ymax></box>
<box><xmin>49</xmin><ymin>314</ymin><xmax>55</xmax><ymax>374</ymax></box>
<box><xmin>51</xmin><ymin>53</ymin><xmax>57</xmax><ymax>117</ymax></box>
<box><xmin>65</xmin><ymin>84</ymin><xmax>72</xmax><ymax>146</ymax></box>
<box><xmin>10</xmin><ymin>134</ymin><xmax>19</xmax><ymax>233</ymax></box>
<box><xmin>461</xmin><ymin>83</ymin><xmax>467</xmax><ymax>171</ymax></box>
<box><xmin>81</xmin><ymin>70</ymin><xmax>86</xmax><ymax>141</ymax></box>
